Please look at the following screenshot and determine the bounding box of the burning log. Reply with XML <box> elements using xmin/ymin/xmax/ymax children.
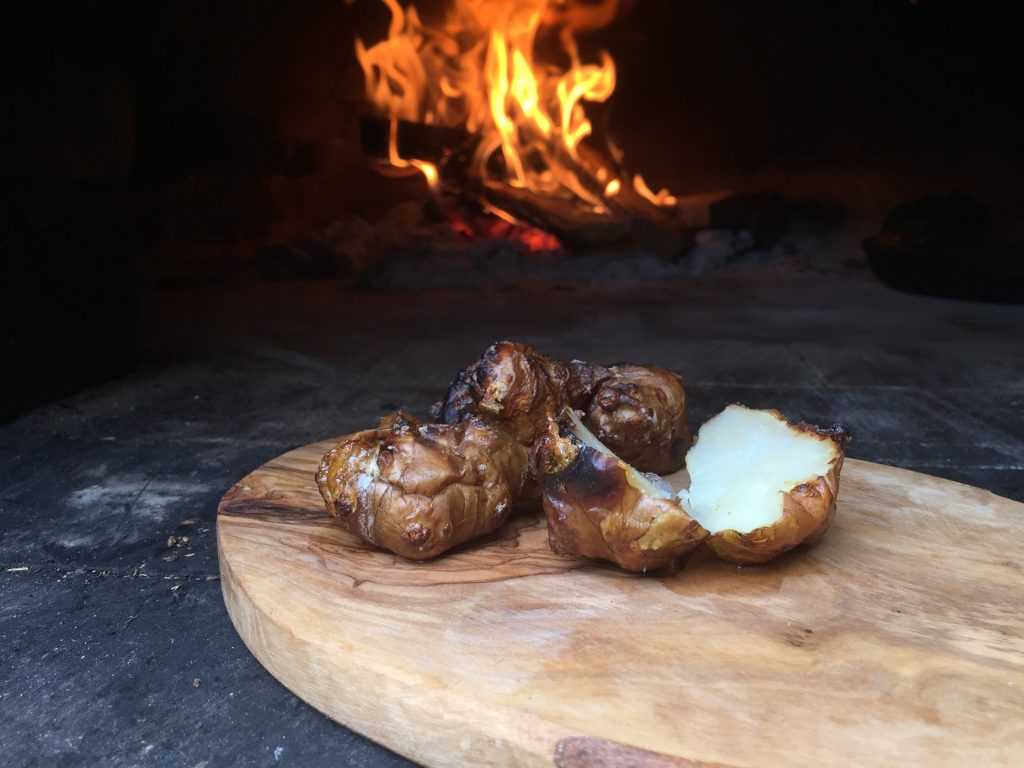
<box><xmin>351</xmin><ymin>0</ymin><xmax>693</xmax><ymax>256</ymax></box>
<box><xmin>359</xmin><ymin>115</ymin><xmax>688</xmax><ymax>255</ymax></box>
<box><xmin>480</xmin><ymin>181</ymin><xmax>629</xmax><ymax>246</ymax></box>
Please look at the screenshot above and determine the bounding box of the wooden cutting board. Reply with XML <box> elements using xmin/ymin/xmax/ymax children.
<box><xmin>217</xmin><ymin>439</ymin><xmax>1024</xmax><ymax>768</ymax></box>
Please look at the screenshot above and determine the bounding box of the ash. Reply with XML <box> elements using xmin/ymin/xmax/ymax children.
<box><xmin>248</xmin><ymin>198</ymin><xmax>866</xmax><ymax>290</ymax></box>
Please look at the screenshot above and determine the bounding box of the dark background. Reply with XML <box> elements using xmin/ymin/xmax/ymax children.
<box><xmin>3</xmin><ymin>0</ymin><xmax>1023</xmax><ymax>418</ymax></box>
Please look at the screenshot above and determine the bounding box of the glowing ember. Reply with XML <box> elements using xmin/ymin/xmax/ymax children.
<box><xmin>447</xmin><ymin>203</ymin><xmax>563</xmax><ymax>252</ymax></box>
<box><xmin>355</xmin><ymin>0</ymin><xmax>678</xmax><ymax>219</ymax></box>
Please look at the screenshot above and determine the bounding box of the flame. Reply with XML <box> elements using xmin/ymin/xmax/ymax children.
<box><xmin>385</xmin><ymin>118</ymin><xmax>440</xmax><ymax>189</ymax></box>
<box><xmin>633</xmin><ymin>173</ymin><xmax>677</xmax><ymax>207</ymax></box>
<box><xmin>356</xmin><ymin>0</ymin><xmax>677</xmax><ymax>213</ymax></box>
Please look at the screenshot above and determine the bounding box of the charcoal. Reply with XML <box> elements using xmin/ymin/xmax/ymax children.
<box><xmin>709</xmin><ymin>192</ymin><xmax>790</xmax><ymax>249</ymax></box>
<box><xmin>862</xmin><ymin>193</ymin><xmax>1024</xmax><ymax>303</ymax></box>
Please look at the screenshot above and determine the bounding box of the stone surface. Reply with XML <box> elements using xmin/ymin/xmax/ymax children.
<box><xmin>2</xmin><ymin>273</ymin><xmax>1023</xmax><ymax>767</ymax></box>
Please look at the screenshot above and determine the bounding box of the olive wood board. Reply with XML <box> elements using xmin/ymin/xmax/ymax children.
<box><xmin>217</xmin><ymin>439</ymin><xmax>1024</xmax><ymax>768</ymax></box>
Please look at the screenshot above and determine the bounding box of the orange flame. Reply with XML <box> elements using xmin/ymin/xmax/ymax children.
<box><xmin>356</xmin><ymin>0</ymin><xmax>676</xmax><ymax>213</ymax></box>
<box><xmin>386</xmin><ymin>118</ymin><xmax>439</xmax><ymax>190</ymax></box>
<box><xmin>633</xmin><ymin>173</ymin><xmax>677</xmax><ymax>207</ymax></box>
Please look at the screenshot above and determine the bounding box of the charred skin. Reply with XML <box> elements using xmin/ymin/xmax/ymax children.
<box><xmin>535</xmin><ymin>415</ymin><xmax>707</xmax><ymax>573</ymax></box>
<box><xmin>434</xmin><ymin>343</ymin><xmax>691</xmax><ymax>477</ymax></box>
<box><xmin>705</xmin><ymin>418</ymin><xmax>852</xmax><ymax>565</ymax></box>
<box><xmin>564</xmin><ymin>359</ymin><xmax>613</xmax><ymax>408</ymax></box>
<box><xmin>432</xmin><ymin>341</ymin><xmax>610</xmax><ymax>449</ymax></box>
<box><xmin>315</xmin><ymin>412</ymin><xmax>529</xmax><ymax>560</ymax></box>
<box><xmin>583</xmin><ymin>364</ymin><xmax>691</xmax><ymax>474</ymax></box>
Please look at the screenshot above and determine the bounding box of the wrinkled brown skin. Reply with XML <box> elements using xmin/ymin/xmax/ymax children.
<box><xmin>433</xmin><ymin>342</ymin><xmax>692</xmax><ymax>476</ymax></box>
<box><xmin>315</xmin><ymin>412</ymin><xmax>529</xmax><ymax>560</ymax></box>
<box><xmin>432</xmin><ymin>340</ymin><xmax>609</xmax><ymax>449</ymax></box>
<box><xmin>707</xmin><ymin>418</ymin><xmax>852</xmax><ymax>565</ymax></box>
<box><xmin>583</xmin><ymin>364</ymin><xmax>691</xmax><ymax>474</ymax></box>
<box><xmin>535</xmin><ymin>415</ymin><xmax>708</xmax><ymax>573</ymax></box>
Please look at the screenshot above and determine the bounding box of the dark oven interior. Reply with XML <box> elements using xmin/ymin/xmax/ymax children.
<box><xmin>3</xmin><ymin>0</ymin><xmax>1023</xmax><ymax>412</ymax></box>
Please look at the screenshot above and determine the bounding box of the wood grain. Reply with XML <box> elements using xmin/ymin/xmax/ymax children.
<box><xmin>218</xmin><ymin>439</ymin><xmax>1024</xmax><ymax>768</ymax></box>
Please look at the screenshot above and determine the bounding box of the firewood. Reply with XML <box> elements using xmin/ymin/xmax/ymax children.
<box><xmin>359</xmin><ymin>115</ymin><xmax>689</xmax><ymax>255</ymax></box>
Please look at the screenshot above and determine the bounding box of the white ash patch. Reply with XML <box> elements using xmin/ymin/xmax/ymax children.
<box><xmin>58</xmin><ymin>476</ymin><xmax>212</xmax><ymax>549</ymax></box>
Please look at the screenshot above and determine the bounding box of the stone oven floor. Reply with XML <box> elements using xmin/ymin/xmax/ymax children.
<box><xmin>2</xmin><ymin>274</ymin><xmax>1022</xmax><ymax>766</ymax></box>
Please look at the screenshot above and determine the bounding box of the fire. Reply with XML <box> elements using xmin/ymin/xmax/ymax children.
<box><xmin>633</xmin><ymin>174</ymin><xmax>677</xmax><ymax>207</ymax></box>
<box><xmin>355</xmin><ymin>0</ymin><xmax>677</xmax><ymax>218</ymax></box>
<box><xmin>386</xmin><ymin>119</ymin><xmax>439</xmax><ymax>190</ymax></box>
